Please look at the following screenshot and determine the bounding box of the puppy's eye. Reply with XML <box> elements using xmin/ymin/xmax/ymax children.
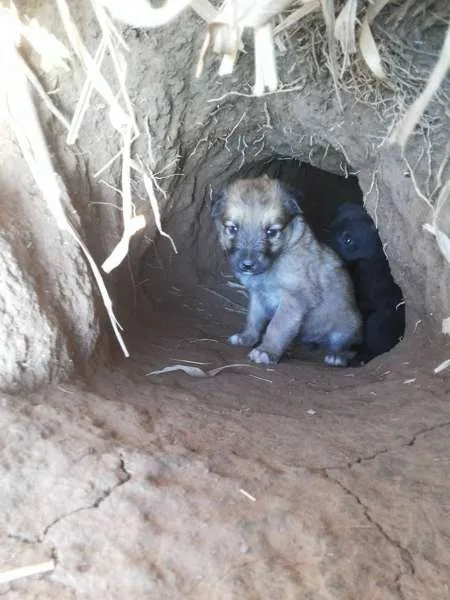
<box><xmin>266</xmin><ymin>227</ymin><xmax>281</xmax><ymax>239</ymax></box>
<box><xmin>343</xmin><ymin>235</ymin><xmax>353</xmax><ymax>246</ymax></box>
<box><xmin>225</xmin><ymin>223</ymin><xmax>238</xmax><ymax>235</ymax></box>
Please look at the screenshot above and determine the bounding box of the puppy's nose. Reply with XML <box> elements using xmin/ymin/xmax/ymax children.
<box><xmin>239</xmin><ymin>259</ymin><xmax>255</xmax><ymax>273</ymax></box>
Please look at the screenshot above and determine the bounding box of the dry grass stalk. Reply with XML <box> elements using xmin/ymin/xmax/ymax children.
<box><xmin>389</xmin><ymin>21</ymin><xmax>450</xmax><ymax>149</ymax></box>
<box><xmin>99</xmin><ymin>0</ymin><xmax>197</xmax><ymax>28</ymax></box>
<box><xmin>101</xmin><ymin>0</ymin><xmax>218</xmax><ymax>26</ymax></box>
<box><xmin>197</xmin><ymin>0</ymin><xmax>294</xmax><ymax>95</ymax></box>
<box><xmin>102</xmin><ymin>128</ymin><xmax>147</xmax><ymax>274</ymax></box>
<box><xmin>22</xmin><ymin>18</ymin><xmax>71</xmax><ymax>73</ymax></box>
<box><xmin>422</xmin><ymin>181</ymin><xmax>450</xmax><ymax>263</ymax></box>
<box><xmin>402</xmin><ymin>139</ymin><xmax>450</xmax><ymax>264</ymax></box>
<box><xmin>98</xmin><ymin>0</ymin><xmax>450</xmax><ymax>143</ymax></box>
<box><xmin>68</xmin><ymin>37</ymin><xmax>107</xmax><ymax>145</ymax></box>
<box><xmin>254</xmin><ymin>23</ymin><xmax>278</xmax><ymax>95</ymax></box>
<box><xmin>17</xmin><ymin>53</ymin><xmax>71</xmax><ymax>130</ymax></box>
<box><xmin>169</xmin><ymin>358</ymin><xmax>212</xmax><ymax>365</ymax></box>
<box><xmin>442</xmin><ymin>318</ymin><xmax>450</xmax><ymax>336</ymax></box>
<box><xmin>60</xmin><ymin>0</ymin><xmax>153</xmax><ymax>275</ymax></box>
<box><xmin>212</xmin><ymin>0</ymin><xmax>294</xmax><ymax>30</ymax></box>
<box><xmin>130</xmin><ymin>158</ymin><xmax>178</xmax><ymax>254</ymax></box>
<box><xmin>0</xmin><ymin>560</ymin><xmax>55</xmax><ymax>585</ymax></box>
<box><xmin>274</xmin><ymin>0</ymin><xmax>320</xmax><ymax>35</ymax></box>
<box><xmin>190</xmin><ymin>0</ymin><xmax>217</xmax><ymax>22</ymax></box>
<box><xmin>320</xmin><ymin>0</ymin><xmax>342</xmax><ymax>107</ymax></box>
<box><xmin>202</xmin><ymin>286</ymin><xmax>246</xmax><ymax>314</ymax></box>
<box><xmin>56</xmin><ymin>0</ymin><xmax>133</xmax><ymax>135</ymax></box>
<box><xmin>0</xmin><ymin>4</ymin><xmax>70</xmax><ymax>129</ymax></box>
<box><xmin>239</xmin><ymin>488</ymin><xmax>256</xmax><ymax>501</ymax></box>
<box><xmin>334</xmin><ymin>0</ymin><xmax>357</xmax><ymax>74</ymax></box>
<box><xmin>93</xmin><ymin>2</ymin><xmax>137</xmax><ymax>129</ymax></box>
<box><xmin>358</xmin><ymin>0</ymin><xmax>390</xmax><ymax>80</ymax></box>
<box><xmin>280</xmin><ymin>0</ymin><xmax>449</xmax><ymax>166</ymax></box>
<box><xmin>434</xmin><ymin>359</ymin><xmax>450</xmax><ymax>374</ymax></box>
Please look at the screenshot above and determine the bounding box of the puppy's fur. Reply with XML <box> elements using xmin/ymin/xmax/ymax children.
<box><xmin>326</xmin><ymin>202</ymin><xmax>405</xmax><ymax>366</ymax></box>
<box><xmin>212</xmin><ymin>178</ymin><xmax>362</xmax><ymax>365</ymax></box>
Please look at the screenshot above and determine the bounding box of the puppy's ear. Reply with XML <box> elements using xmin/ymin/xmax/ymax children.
<box><xmin>211</xmin><ymin>188</ymin><xmax>226</xmax><ymax>221</ymax></box>
<box><xmin>278</xmin><ymin>182</ymin><xmax>303</xmax><ymax>217</ymax></box>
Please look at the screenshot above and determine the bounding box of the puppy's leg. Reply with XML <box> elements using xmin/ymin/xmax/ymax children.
<box><xmin>249</xmin><ymin>296</ymin><xmax>304</xmax><ymax>364</ymax></box>
<box><xmin>323</xmin><ymin>330</ymin><xmax>358</xmax><ymax>368</ymax></box>
<box><xmin>324</xmin><ymin>351</ymin><xmax>356</xmax><ymax>367</ymax></box>
<box><xmin>349</xmin><ymin>308</ymin><xmax>404</xmax><ymax>366</ymax></box>
<box><xmin>229</xmin><ymin>291</ymin><xmax>269</xmax><ymax>347</ymax></box>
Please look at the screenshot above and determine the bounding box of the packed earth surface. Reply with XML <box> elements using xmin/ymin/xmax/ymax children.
<box><xmin>1</xmin><ymin>0</ymin><xmax>450</xmax><ymax>598</ymax></box>
<box><xmin>2</xmin><ymin>285</ymin><xmax>450</xmax><ymax>599</ymax></box>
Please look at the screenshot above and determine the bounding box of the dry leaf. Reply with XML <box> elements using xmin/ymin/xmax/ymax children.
<box><xmin>274</xmin><ymin>0</ymin><xmax>320</xmax><ymax>35</ymax></box>
<box><xmin>147</xmin><ymin>363</ymin><xmax>251</xmax><ymax>377</ymax></box>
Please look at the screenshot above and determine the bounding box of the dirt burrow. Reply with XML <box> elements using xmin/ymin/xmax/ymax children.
<box><xmin>1</xmin><ymin>4</ymin><xmax>449</xmax><ymax>597</ymax></box>
<box><xmin>1</xmin><ymin>4</ymin><xmax>448</xmax><ymax>389</ymax></box>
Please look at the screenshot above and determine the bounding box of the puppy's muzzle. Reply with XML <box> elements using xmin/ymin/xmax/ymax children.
<box><xmin>228</xmin><ymin>246</ymin><xmax>271</xmax><ymax>277</ymax></box>
<box><xmin>238</xmin><ymin>258</ymin><xmax>257</xmax><ymax>273</ymax></box>
<box><xmin>233</xmin><ymin>253</ymin><xmax>270</xmax><ymax>276</ymax></box>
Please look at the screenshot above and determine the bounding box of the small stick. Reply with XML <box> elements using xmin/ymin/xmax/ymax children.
<box><xmin>239</xmin><ymin>489</ymin><xmax>256</xmax><ymax>502</ymax></box>
<box><xmin>0</xmin><ymin>560</ymin><xmax>55</xmax><ymax>585</ymax></box>
<box><xmin>434</xmin><ymin>359</ymin><xmax>450</xmax><ymax>374</ymax></box>
<box><xmin>208</xmin><ymin>83</ymin><xmax>306</xmax><ymax>103</ymax></box>
<box><xmin>169</xmin><ymin>358</ymin><xmax>212</xmax><ymax>365</ymax></box>
<box><xmin>249</xmin><ymin>374</ymin><xmax>273</xmax><ymax>383</ymax></box>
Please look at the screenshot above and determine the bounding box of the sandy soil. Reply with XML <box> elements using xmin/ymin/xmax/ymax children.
<box><xmin>1</xmin><ymin>285</ymin><xmax>450</xmax><ymax>599</ymax></box>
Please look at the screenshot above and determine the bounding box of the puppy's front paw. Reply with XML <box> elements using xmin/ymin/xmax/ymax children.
<box><xmin>324</xmin><ymin>354</ymin><xmax>349</xmax><ymax>367</ymax></box>
<box><xmin>229</xmin><ymin>332</ymin><xmax>259</xmax><ymax>347</ymax></box>
<box><xmin>249</xmin><ymin>348</ymin><xmax>278</xmax><ymax>365</ymax></box>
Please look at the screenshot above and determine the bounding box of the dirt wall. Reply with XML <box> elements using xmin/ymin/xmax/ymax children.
<box><xmin>0</xmin><ymin>135</ymin><xmax>100</xmax><ymax>390</ymax></box>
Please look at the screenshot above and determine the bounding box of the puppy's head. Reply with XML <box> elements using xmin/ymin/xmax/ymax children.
<box><xmin>212</xmin><ymin>177</ymin><xmax>302</xmax><ymax>277</ymax></box>
<box><xmin>329</xmin><ymin>202</ymin><xmax>382</xmax><ymax>261</ymax></box>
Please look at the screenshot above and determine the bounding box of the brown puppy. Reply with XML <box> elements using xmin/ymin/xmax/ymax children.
<box><xmin>212</xmin><ymin>177</ymin><xmax>362</xmax><ymax>366</ymax></box>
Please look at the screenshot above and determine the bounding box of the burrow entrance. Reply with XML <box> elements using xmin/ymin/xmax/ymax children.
<box><xmin>134</xmin><ymin>157</ymin><xmax>402</xmax><ymax>365</ymax></box>
<box><xmin>114</xmin><ymin>156</ymin><xmax>421</xmax><ymax>423</ymax></box>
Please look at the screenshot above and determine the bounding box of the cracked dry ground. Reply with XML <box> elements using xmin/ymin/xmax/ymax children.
<box><xmin>1</xmin><ymin>288</ymin><xmax>450</xmax><ymax>599</ymax></box>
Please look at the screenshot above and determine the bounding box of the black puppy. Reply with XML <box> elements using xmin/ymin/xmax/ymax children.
<box><xmin>326</xmin><ymin>203</ymin><xmax>405</xmax><ymax>366</ymax></box>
